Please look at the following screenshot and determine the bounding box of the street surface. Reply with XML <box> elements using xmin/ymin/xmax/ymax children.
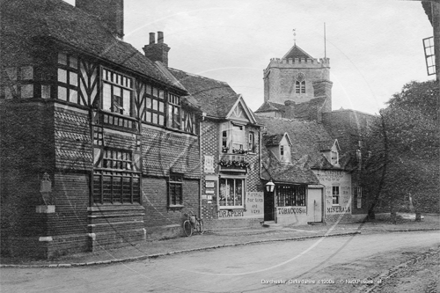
<box><xmin>1</xmin><ymin>231</ymin><xmax>439</xmax><ymax>293</ymax></box>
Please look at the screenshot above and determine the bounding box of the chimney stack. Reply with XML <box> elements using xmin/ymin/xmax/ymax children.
<box><xmin>76</xmin><ymin>0</ymin><xmax>124</xmax><ymax>39</ymax></box>
<box><xmin>143</xmin><ymin>31</ymin><xmax>170</xmax><ymax>67</ymax></box>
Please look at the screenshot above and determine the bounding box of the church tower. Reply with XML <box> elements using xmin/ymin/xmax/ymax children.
<box><xmin>262</xmin><ymin>43</ymin><xmax>332</xmax><ymax>114</ymax></box>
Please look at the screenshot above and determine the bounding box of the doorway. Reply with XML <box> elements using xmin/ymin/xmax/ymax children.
<box><xmin>264</xmin><ymin>191</ymin><xmax>274</xmax><ymax>221</ymax></box>
<box><xmin>307</xmin><ymin>188</ymin><xmax>323</xmax><ymax>223</ymax></box>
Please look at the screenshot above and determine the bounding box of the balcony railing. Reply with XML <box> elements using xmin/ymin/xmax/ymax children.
<box><xmin>95</xmin><ymin>111</ymin><xmax>138</xmax><ymax>132</ymax></box>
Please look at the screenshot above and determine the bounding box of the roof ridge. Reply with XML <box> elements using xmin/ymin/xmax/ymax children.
<box><xmin>169</xmin><ymin>68</ymin><xmax>229</xmax><ymax>85</ymax></box>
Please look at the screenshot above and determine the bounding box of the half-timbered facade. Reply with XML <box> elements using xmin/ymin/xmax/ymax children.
<box><xmin>1</xmin><ymin>0</ymin><xmax>200</xmax><ymax>258</ymax></box>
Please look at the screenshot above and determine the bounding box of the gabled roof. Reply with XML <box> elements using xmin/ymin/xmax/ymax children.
<box><xmin>282</xmin><ymin>44</ymin><xmax>314</xmax><ymax>60</ymax></box>
<box><xmin>168</xmin><ymin>68</ymin><xmax>241</xmax><ymax>119</ymax></box>
<box><xmin>264</xmin><ymin>133</ymin><xmax>291</xmax><ymax>147</ymax></box>
<box><xmin>1</xmin><ymin>0</ymin><xmax>183</xmax><ymax>91</ymax></box>
<box><xmin>226</xmin><ymin>96</ymin><xmax>258</xmax><ymax>125</ymax></box>
<box><xmin>255</xmin><ymin>101</ymin><xmax>285</xmax><ymax>113</ymax></box>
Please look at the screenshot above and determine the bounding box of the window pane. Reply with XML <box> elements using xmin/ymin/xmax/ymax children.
<box><xmin>20</xmin><ymin>84</ymin><xmax>33</xmax><ymax>98</ymax></box>
<box><xmin>58</xmin><ymin>52</ymin><xmax>67</xmax><ymax>65</ymax></box>
<box><xmin>69</xmin><ymin>56</ymin><xmax>78</xmax><ymax>69</ymax></box>
<box><xmin>146</xmin><ymin>112</ymin><xmax>151</xmax><ymax>122</ymax></box>
<box><xmin>70</xmin><ymin>89</ymin><xmax>78</xmax><ymax>104</ymax></box>
<box><xmin>69</xmin><ymin>72</ymin><xmax>78</xmax><ymax>86</ymax></box>
<box><xmin>21</xmin><ymin>66</ymin><xmax>33</xmax><ymax>80</ymax></box>
<box><xmin>123</xmin><ymin>89</ymin><xmax>131</xmax><ymax>116</ymax></box>
<box><xmin>146</xmin><ymin>97</ymin><xmax>151</xmax><ymax>109</ymax></box>
<box><xmin>103</xmin><ymin>83</ymin><xmax>112</xmax><ymax>111</ymax></box>
<box><xmin>152</xmin><ymin>99</ymin><xmax>158</xmax><ymax>110</ymax></box>
<box><xmin>58</xmin><ymin>68</ymin><xmax>67</xmax><ymax>83</ymax></box>
<box><xmin>152</xmin><ymin>113</ymin><xmax>158</xmax><ymax>124</ymax></box>
<box><xmin>159</xmin><ymin>90</ymin><xmax>164</xmax><ymax>99</ymax></box>
<box><xmin>41</xmin><ymin>85</ymin><xmax>50</xmax><ymax>99</ymax></box>
<box><xmin>235</xmin><ymin>180</ymin><xmax>242</xmax><ymax>206</ymax></box>
<box><xmin>158</xmin><ymin>101</ymin><xmax>164</xmax><ymax>112</ymax></box>
<box><xmin>58</xmin><ymin>86</ymin><xmax>67</xmax><ymax>101</ymax></box>
<box><xmin>158</xmin><ymin>115</ymin><xmax>164</xmax><ymax>125</ymax></box>
<box><xmin>227</xmin><ymin>179</ymin><xmax>234</xmax><ymax>206</ymax></box>
<box><xmin>153</xmin><ymin>87</ymin><xmax>158</xmax><ymax>97</ymax></box>
<box><xmin>219</xmin><ymin>179</ymin><xmax>226</xmax><ymax>206</ymax></box>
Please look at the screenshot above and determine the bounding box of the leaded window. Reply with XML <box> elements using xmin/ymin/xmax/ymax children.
<box><xmin>57</xmin><ymin>52</ymin><xmax>80</xmax><ymax>104</ymax></box>
<box><xmin>168</xmin><ymin>93</ymin><xmax>181</xmax><ymax>129</ymax></box>
<box><xmin>102</xmin><ymin>68</ymin><xmax>133</xmax><ymax>116</ymax></box>
<box><xmin>137</xmin><ymin>83</ymin><xmax>165</xmax><ymax>126</ymax></box>
<box><xmin>169</xmin><ymin>173</ymin><xmax>183</xmax><ymax>206</ymax></box>
<box><xmin>1</xmin><ymin>66</ymin><xmax>35</xmax><ymax>99</ymax></box>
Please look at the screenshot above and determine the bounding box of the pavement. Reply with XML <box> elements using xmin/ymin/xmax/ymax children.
<box><xmin>1</xmin><ymin>213</ymin><xmax>439</xmax><ymax>268</ymax></box>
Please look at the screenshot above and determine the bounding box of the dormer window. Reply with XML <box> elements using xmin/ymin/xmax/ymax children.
<box><xmin>331</xmin><ymin>149</ymin><xmax>339</xmax><ymax>166</ymax></box>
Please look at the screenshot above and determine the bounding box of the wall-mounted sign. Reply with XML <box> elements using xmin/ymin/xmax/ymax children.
<box><xmin>204</xmin><ymin>155</ymin><xmax>215</xmax><ymax>174</ymax></box>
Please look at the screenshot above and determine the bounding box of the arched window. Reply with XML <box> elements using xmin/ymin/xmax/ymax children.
<box><xmin>295</xmin><ymin>73</ymin><xmax>306</xmax><ymax>94</ymax></box>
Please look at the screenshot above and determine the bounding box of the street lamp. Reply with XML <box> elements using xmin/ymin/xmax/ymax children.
<box><xmin>265</xmin><ymin>180</ymin><xmax>275</xmax><ymax>193</ymax></box>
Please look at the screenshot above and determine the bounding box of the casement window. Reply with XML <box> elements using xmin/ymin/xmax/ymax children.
<box><xmin>295</xmin><ymin>80</ymin><xmax>305</xmax><ymax>94</ymax></box>
<box><xmin>219</xmin><ymin>178</ymin><xmax>244</xmax><ymax>208</ymax></box>
<box><xmin>92</xmin><ymin>148</ymin><xmax>141</xmax><ymax>204</ymax></box>
<box><xmin>138</xmin><ymin>84</ymin><xmax>165</xmax><ymax>126</ymax></box>
<box><xmin>57</xmin><ymin>52</ymin><xmax>80</xmax><ymax>104</ymax></box>
<box><xmin>102</xmin><ymin>68</ymin><xmax>133</xmax><ymax>116</ymax></box>
<box><xmin>168</xmin><ymin>93</ymin><xmax>181</xmax><ymax>129</ymax></box>
<box><xmin>1</xmin><ymin>66</ymin><xmax>35</xmax><ymax>99</ymax></box>
<box><xmin>332</xmin><ymin>186</ymin><xmax>340</xmax><ymax>205</ymax></box>
<box><xmin>248</xmin><ymin>131</ymin><xmax>255</xmax><ymax>153</ymax></box>
<box><xmin>276</xmin><ymin>185</ymin><xmax>306</xmax><ymax>207</ymax></box>
<box><xmin>221</xmin><ymin>122</ymin><xmax>247</xmax><ymax>153</ymax></box>
<box><xmin>169</xmin><ymin>173</ymin><xmax>183</xmax><ymax>206</ymax></box>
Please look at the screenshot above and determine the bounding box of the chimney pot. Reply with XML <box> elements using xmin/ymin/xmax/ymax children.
<box><xmin>158</xmin><ymin>31</ymin><xmax>164</xmax><ymax>43</ymax></box>
<box><xmin>149</xmin><ymin>32</ymin><xmax>155</xmax><ymax>44</ymax></box>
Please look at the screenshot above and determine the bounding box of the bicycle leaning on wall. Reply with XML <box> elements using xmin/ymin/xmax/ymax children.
<box><xmin>183</xmin><ymin>211</ymin><xmax>204</xmax><ymax>237</ymax></box>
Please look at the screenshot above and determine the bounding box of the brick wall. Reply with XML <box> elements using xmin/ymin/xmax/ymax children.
<box><xmin>0</xmin><ymin>101</ymin><xmax>55</xmax><ymax>256</ymax></box>
<box><xmin>141</xmin><ymin>124</ymin><xmax>200</xmax><ymax>179</ymax></box>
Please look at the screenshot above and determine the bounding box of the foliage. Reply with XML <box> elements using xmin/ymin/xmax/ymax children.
<box><xmin>363</xmin><ymin>80</ymin><xmax>439</xmax><ymax>215</ymax></box>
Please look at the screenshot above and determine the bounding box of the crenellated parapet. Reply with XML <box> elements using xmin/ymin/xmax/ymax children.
<box><xmin>265</xmin><ymin>57</ymin><xmax>330</xmax><ymax>72</ymax></box>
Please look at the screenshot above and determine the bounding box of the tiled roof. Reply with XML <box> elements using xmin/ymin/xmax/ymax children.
<box><xmin>255</xmin><ymin>101</ymin><xmax>285</xmax><ymax>113</ymax></box>
<box><xmin>282</xmin><ymin>44</ymin><xmax>314</xmax><ymax>60</ymax></box>
<box><xmin>264</xmin><ymin>134</ymin><xmax>284</xmax><ymax>146</ymax></box>
<box><xmin>261</xmin><ymin>147</ymin><xmax>319</xmax><ymax>184</ymax></box>
<box><xmin>257</xmin><ymin>116</ymin><xmax>333</xmax><ymax>166</ymax></box>
<box><xmin>168</xmin><ymin>68</ymin><xmax>239</xmax><ymax>118</ymax></box>
<box><xmin>1</xmin><ymin>0</ymin><xmax>182</xmax><ymax>90</ymax></box>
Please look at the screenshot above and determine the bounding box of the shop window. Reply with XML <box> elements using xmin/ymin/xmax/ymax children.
<box><xmin>276</xmin><ymin>185</ymin><xmax>306</xmax><ymax>207</ymax></box>
<box><xmin>354</xmin><ymin>186</ymin><xmax>362</xmax><ymax>209</ymax></box>
<box><xmin>169</xmin><ymin>173</ymin><xmax>183</xmax><ymax>207</ymax></box>
<box><xmin>219</xmin><ymin>178</ymin><xmax>244</xmax><ymax>208</ymax></box>
<box><xmin>102</xmin><ymin>67</ymin><xmax>133</xmax><ymax>116</ymax></box>
<box><xmin>57</xmin><ymin>52</ymin><xmax>80</xmax><ymax>104</ymax></box>
<box><xmin>332</xmin><ymin>186</ymin><xmax>340</xmax><ymax>205</ymax></box>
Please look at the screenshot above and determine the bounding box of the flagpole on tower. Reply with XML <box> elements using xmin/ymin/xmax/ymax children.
<box><xmin>324</xmin><ymin>23</ymin><xmax>327</xmax><ymax>58</ymax></box>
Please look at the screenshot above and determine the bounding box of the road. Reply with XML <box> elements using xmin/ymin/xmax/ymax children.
<box><xmin>1</xmin><ymin>231</ymin><xmax>439</xmax><ymax>293</ymax></box>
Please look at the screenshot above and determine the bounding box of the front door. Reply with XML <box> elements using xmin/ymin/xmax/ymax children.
<box><xmin>307</xmin><ymin>188</ymin><xmax>323</xmax><ymax>222</ymax></box>
<box><xmin>264</xmin><ymin>191</ymin><xmax>274</xmax><ymax>221</ymax></box>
